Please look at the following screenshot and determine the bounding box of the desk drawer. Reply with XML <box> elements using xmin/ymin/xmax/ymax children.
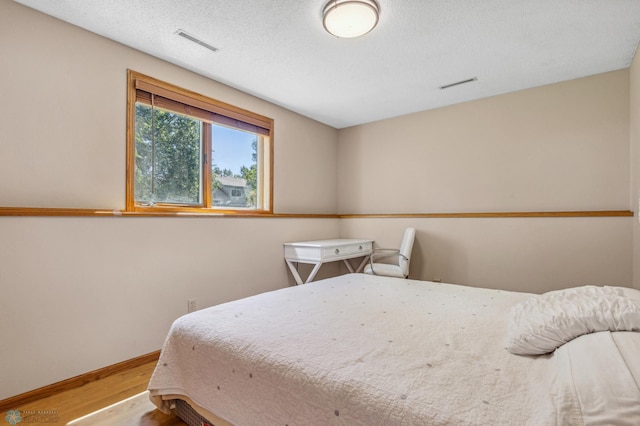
<box><xmin>322</xmin><ymin>241</ymin><xmax>372</xmax><ymax>260</ymax></box>
<box><xmin>351</xmin><ymin>241</ymin><xmax>372</xmax><ymax>254</ymax></box>
<box><xmin>284</xmin><ymin>245</ymin><xmax>322</xmax><ymax>262</ymax></box>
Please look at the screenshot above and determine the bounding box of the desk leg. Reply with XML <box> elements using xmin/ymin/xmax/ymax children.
<box><xmin>342</xmin><ymin>259</ymin><xmax>355</xmax><ymax>273</ymax></box>
<box><xmin>285</xmin><ymin>259</ymin><xmax>304</xmax><ymax>285</ymax></box>
<box><xmin>355</xmin><ymin>255</ymin><xmax>370</xmax><ymax>273</ymax></box>
<box><xmin>343</xmin><ymin>255</ymin><xmax>371</xmax><ymax>274</ymax></box>
<box><xmin>285</xmin><ymin>260</ymin><xmax>324</xmax><ymax>284</ymax></box>
<box><xmin>305</xmin><ymin>262</ymin><xmax>323</xmax><ymax>283</ymax></box>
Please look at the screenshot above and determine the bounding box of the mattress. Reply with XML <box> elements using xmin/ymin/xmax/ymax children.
<box><xmin>148</xmin><ymin>273</ymin><xmax>640</xmax><ymax>425</ymax></box>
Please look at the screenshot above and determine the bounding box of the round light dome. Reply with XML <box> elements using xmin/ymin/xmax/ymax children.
<box><xmin>323</xmin><ymin>0</ymin><xmax>380</xmax><ymax>38</ymax></box>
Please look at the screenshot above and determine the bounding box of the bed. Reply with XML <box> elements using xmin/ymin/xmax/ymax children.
<box><xmin>148</xmin><ymin>273</ymin><xmax>640</xmax><ymax>425</ymax></box>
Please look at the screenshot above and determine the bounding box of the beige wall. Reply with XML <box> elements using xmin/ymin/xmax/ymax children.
<box><xmin>340</xmin><ymin>217</ymin><xmax>631</xmax><ymax>293</ymax></box>
<box><xmin>0</xmin><ymin>2</ymin><xmax>339</xmax><ymax>400</ymax></box>
<box><xmin>0</xmin><ymin>216</ymin><xmax>340</xmax><ymax>399</ymax></box>
<box><xmin>338</xmin><ymin>70</ymin><xmax>630</xmax><ymax>214</ymax></box>
<box><xmin>338</xmin><ymin>71</ymin><xmax>633</xmax><ymax>292</ymax></box>
<box><xmin>0</xmin><ymin>1</ymin><xmax>338</xmax><ymax>213</ymax></box>
<box><xmin>631</xmin><ymin>48</ymin><xmax>640</xmax><ymax>290</ymax></box>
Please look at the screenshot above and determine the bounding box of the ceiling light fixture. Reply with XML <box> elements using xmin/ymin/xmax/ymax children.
<box><xmin>323</xmin><ymin>0</ymin><xmax>380</xmax><ymax>39</ymax></box>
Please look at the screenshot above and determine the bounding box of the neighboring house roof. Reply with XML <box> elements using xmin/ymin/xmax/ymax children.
<box><xmin>216</xmin><ymin>176</ymin><xmax>246</xmax><ymax>188</ymax></box>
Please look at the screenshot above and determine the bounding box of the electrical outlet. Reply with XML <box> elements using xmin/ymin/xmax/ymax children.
<box><xmin>187</xmin><ymin>298</ymin><xmax>197</xmax><ymax>313</ymax></box>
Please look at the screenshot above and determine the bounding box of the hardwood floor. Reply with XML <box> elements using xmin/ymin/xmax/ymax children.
<box><xmin>5</xmin><ymin>361</ymin><xmax>186</xmax><ymax>425</ymax></box>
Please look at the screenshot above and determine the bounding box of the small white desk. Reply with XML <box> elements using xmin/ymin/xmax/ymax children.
<box><xmin>284</xmin><ymin>238</ymin><xmax>373</xmax><ymax>285</ymax></box>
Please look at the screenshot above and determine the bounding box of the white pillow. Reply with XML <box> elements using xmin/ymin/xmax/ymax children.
<box><xmin>506</xmin><ymin>285</ymin><xmax>640</xmax><ymax>355</ymax></box>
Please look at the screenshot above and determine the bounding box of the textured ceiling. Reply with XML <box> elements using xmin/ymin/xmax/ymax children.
<box><xmin>13</xmin><ymin>0</ymin><xmax>640</xmax><ymax>129</ymax></box>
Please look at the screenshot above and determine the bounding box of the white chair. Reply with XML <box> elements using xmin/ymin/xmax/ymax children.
<box><xmin>363</xmin><ymin>227</ymin><xmax>416</xmax><ymax>278</ymax></box>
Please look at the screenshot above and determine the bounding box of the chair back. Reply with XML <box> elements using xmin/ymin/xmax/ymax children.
<box><xmin>398</xmin><ymin>227</ymin><xmax>416</xmax><ymax>277</ymax></box>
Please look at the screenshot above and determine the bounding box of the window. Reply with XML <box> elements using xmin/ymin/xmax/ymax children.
<box><xmin>126</xmin><ymin>70</ymin><xmax>273</xmax><ymax>214</ymax></box>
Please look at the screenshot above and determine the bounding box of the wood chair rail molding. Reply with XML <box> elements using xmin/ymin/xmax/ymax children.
<box><xmin>0</xmin><ymin>207</ymin><xmax>338</xmax><ymax>218</ymax></box>
<box><xmin>339</xmin><ymin>210</ymin><xmax>634</xmax><ymax>218</ymax></box>
<box><xmin>0</xmin><ymin>207</ymin><xmax>633</xmax><ymax>218</ymax></box>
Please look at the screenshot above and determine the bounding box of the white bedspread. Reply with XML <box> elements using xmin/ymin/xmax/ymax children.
<box><xmin>148</xmin><ymin>274</ymin><xmax>640</xmax><ymax>425</ymax></box>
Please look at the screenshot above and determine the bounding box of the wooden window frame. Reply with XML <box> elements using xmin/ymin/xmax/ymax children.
<box><xmin>126</xmin><ymin>70</ymin><xmax>274</xmax><ymax>215</ymax></box>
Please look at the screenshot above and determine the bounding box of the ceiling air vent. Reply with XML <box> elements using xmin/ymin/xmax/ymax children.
<box><xmin>176</xmin><ymin>29</ymin><xmax>219</xmax><ymax>53</ymax></box>
<box><xmin>439</xmin><ymin>77</ymin><xmax>477</xmax><ymax>90</ymax></box>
